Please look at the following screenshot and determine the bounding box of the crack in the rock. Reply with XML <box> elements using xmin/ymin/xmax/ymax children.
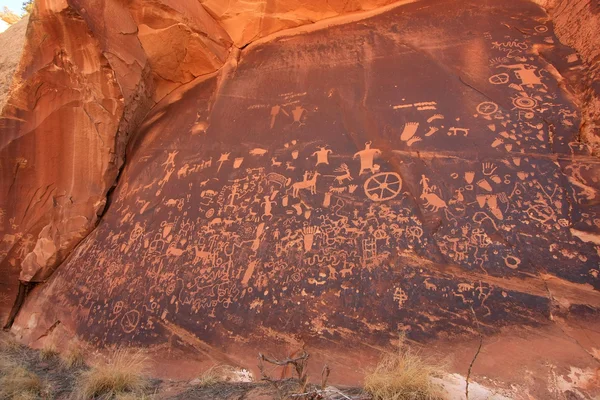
<box><xmin>466</xmin><ymin>306</ymin><xmax>483</xmax><ymax>400</ymax></box>
<box><xmin>542</xmin><ymin>279</ymin><xmax>600</xmax><ymax>364</ymax></box>
<box><xmin>35</xmin><ymin>320</ymin><xmax>61</xmax><ymax>341</ymax></box>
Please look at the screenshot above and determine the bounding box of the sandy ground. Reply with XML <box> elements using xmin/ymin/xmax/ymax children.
<box><xmin>0</xmin><ymin>15</ymin><xmax>28</xmax><ymax>111</ymax></box>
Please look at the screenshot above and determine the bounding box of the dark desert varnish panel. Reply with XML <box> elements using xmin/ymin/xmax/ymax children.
<box><xmin>10</xmin><ymin>0</ymin><xmax>600</xmax><ymax>380</ymax></box>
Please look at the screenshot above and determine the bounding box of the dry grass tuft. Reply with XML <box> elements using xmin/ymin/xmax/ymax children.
<box><xmin>364</xmin><ymin>339</ymin><xmax>445</xmax><ymax>400</ymax></box>
<box><xmin>74</xmin><ymin>349</ymin><xmax>149</xmax><ymax>400</ymax></box>
<box><xmin>114</xmin><ymin>393</ymin><xmax>156</xmax><ymax>400</ymax></box>
<box><xmin>60</xmin><ymin>341</ymin><xmax>86</xmax><ymax>369</ymax></box>
<box><xmin>0</xmin><ymin>332</ymin><xmax>23</xmax><ymax>352</ymax></box>
<box><xmin>39</xmin><ymin>342</ymin><xmax>59</xmax><ymax>361</ymax></box>
<box><xmin>0</xmin><ymin>337</ymin><xmax>51</xmax><ymax>400</ymax></box>
<box><xmin>0</xmin><ymin>365</ymin><xmax>45</xmax><ymax>400</ymax></box>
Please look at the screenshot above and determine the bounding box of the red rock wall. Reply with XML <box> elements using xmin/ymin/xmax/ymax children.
<box><xmin>533</xmin><ymin>0</ymin><xmax>600</xmax><ymax>151</ymax></box>
<box><xmin>200</xmin><ymin>0</ymin><xmax>404</xmax><ymax>47</ymax></box>
<box><xmin>0</xmin><ymin>0</ymin><xmax>403</xmax><ymax>326</ymax></box>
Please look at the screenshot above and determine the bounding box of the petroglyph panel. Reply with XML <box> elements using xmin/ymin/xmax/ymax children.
<box><xmin>18</xmin><ymin>0</ymin><xmax>599</xmax><ymax>351</ymax></box>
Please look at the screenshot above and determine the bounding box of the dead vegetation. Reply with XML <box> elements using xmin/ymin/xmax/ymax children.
<box><xmin>60</xmin><ymin>340</ymin><xmax>86</xmax><ymax>369</ymax></box>
<box><xmin>0</xmin><ymin>338</ymin><xmax>51</xmax><ymax>400</ymax></box>
<box><xmin>39</xmin><ymin>341</ymin><xmax>59</xmax><ymax>361</ymax></box>
<box><xmin>74</xmin><ymin>349</ymin><xmax>150</xmax><ymax>400</ymax></box>
<box><xmin>363</xmin><ymin>338</ymin><xmax>445</xmax><ymax>400</ymax></box>
<box><xmin>0</xmin><ymin>330</ymin><xmax>447</xmax><ymax>399</ymax></box>
<box><xmin>257</xmin><ymin>349</ymin><xmax>366</xmax><ymax>400</ymax></box>
<box><xmin>0</xmin><ymin>364</ymin><xmax>47</xmax><ymax>399</ymax></box>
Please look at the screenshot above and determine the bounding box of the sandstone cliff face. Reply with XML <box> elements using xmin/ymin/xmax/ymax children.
<box><xmin>0</xmin><ymin>16</ymin><xmax>28</xmax><ymax>111</ymax></box>
<box><xmin>0</xmin><ymin>0</ymin><xmax>407</xmax><ymax>328</ymax></box>
<box><xmin>5</xmin><ymin>0</ymin><xmax>600</xmax><ymax>396</ymax></box>
<box><xmin>1</xmin><ymin>0</ymin><xmax>600</xmax><ymax>397</ymax></box>
<box><xmin>199</xmin><ymin>0</ymin><xmax>400</xmax><ymax>47</ymax></box>
<box><xmin>0</xmin><ymin>0</ymin><xmax>124</xmax><ymax>315</ymax></box>
<box><xmin>533</xmin><ymin>0</ymin><xmax>600</xmax><ymax>152</ymax></box>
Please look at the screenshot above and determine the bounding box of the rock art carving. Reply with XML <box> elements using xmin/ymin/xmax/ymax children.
<box><xmin>354</xmin><ymin>142</ymin><xmax>381</xmax><ymax>175</ymax></box>
<box><xmin>3</xmin><ymin>3</ymin><xmax>600</xmax><ymax>396</ymax></box>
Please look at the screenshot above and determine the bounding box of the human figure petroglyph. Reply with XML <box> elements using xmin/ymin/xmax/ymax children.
<box><xmin>312</xmin><ymin>146</ymin><xmax>332</xmax><ymax>166</ymax></box>
<box><xmin>354</xmin><ymin>142</ymin><xmax>381</xmax><ymax>175</ymax></box>
<box><xmin>261</xmin><ymin>196</ymin><xmax>276</xmax><ymax>220</ymax></box>
<box><xmin>162</xmin><ymin>150</ymin><xmax>178</xmax><ymax>170</ymax></box>
<box><xmin>270</xmin><ymin>104</ymin><xmax>307</xmax><ymax>127</ymax></box>
<box><xmin>291</xmin><ymin>105</ymin><xmax>306</xmax><ymax>125</ymax></box>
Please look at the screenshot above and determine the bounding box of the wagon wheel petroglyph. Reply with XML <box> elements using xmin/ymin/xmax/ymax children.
<box><xmin>364</xmin><ymin>172</ymin><xmax>402</xmax><ymax>201</ymax></box>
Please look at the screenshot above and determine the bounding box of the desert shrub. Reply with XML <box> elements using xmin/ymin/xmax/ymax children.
<box><xmin>364</xmin><ymin>340</ymin><xmax>444</xmax><ymax>400</ymax></box>
<box><xmin>60</xmin><ymin>341</ymin><xmax>86</xmax><ymax>369</ymax></box>
<box><xmin>74</xmin><ymin>349</ymin><xmax>149</xmax><ymax>400</ymax></box>
<box><xmin>0</xmin><ymin>364</ymin><xmax>45</xmax><ymax>400</ymax></box>
<box><xmin>39</xmin><ymin>342</ymin><xmax>58</xmax><ymax>361</ymax></box>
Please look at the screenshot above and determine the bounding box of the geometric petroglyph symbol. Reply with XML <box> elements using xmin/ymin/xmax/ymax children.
<box><xmin>504</xmin><ymin>255</ymin><xmax>521</xmax><ymax>269</ymax></box>
<box><xmin>476</xmin><ymin>102</ymin><xmax>499</xmax><ymax>115</ymax></box>
<box><xmin>120</xmin><ymin>309</ymin><xmax>141</xmax><ymax>333</ymax></box>
<box><xmin>489</xmin><ymin>73</ymin><xmax>509</xmax><ymax>84</ymax></box>
<box><xmin>364</xmin><ymin>172</ymin><xmax>402</xmax><ymax>201</ymax></box>
<box><xmin>512</xmin><ymin>94</ymin><xmax>537</xmax><ymax>110</ymax></box>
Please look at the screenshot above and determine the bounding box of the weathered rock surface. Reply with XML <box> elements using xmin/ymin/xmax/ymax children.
<box><xmin>199</xmin><ymin>0</ymin><xmax>400</xmax><ymax>47</ymax></box>
<box><xmin>0</xmin><ymin>15</ymin><xmax>28</xmax><ymax>111</ymax></box>
<box><xmin>0</xmin><ymin>0</ymin><xmax>404</xmax><ymax>330</ymax></box>
<box><xmin>6</xmin><ymin>0</ymin><xmax>599</xmax><ymax>397</ymax></box>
